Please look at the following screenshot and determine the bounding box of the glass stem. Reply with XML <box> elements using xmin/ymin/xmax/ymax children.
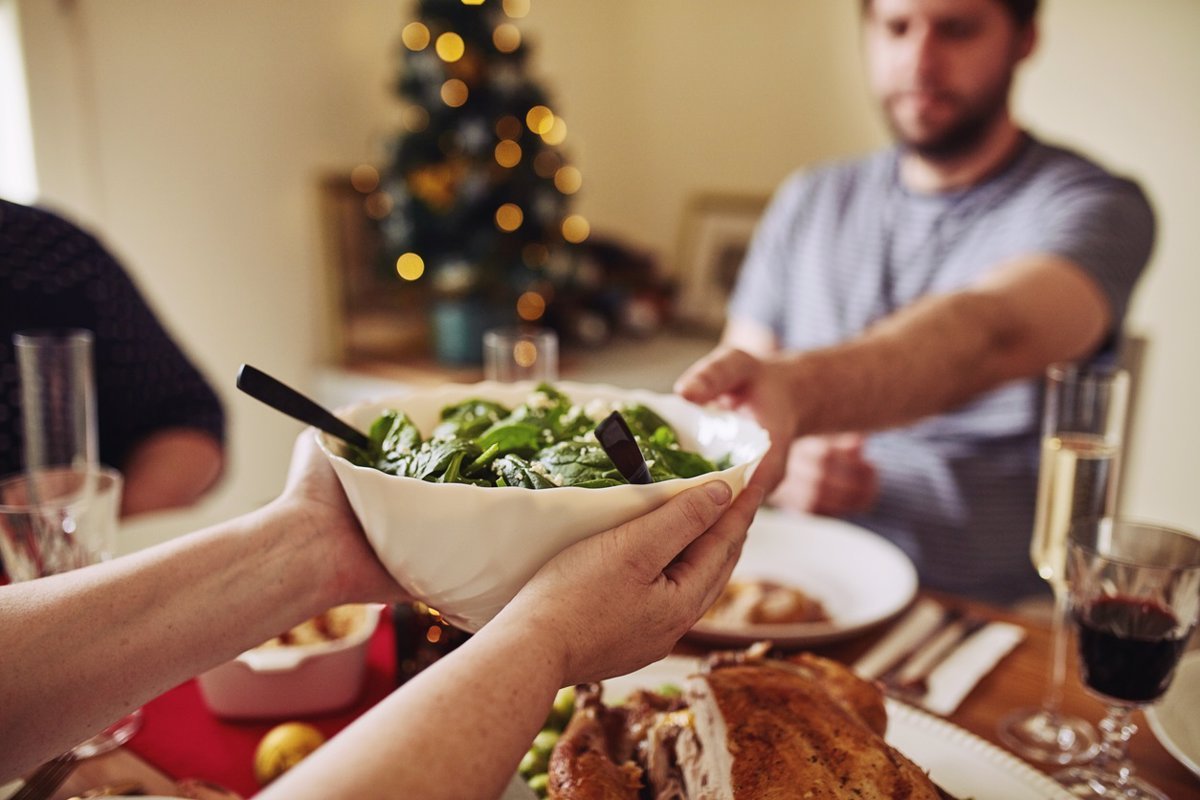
<box><xmin>1096</xmin><ymin>704</ymin><xmax>1139</xmax><ymax>785</ymax></box>
<box><xmin>1041</xmin><ymin>581</ymin><xmax>1070</xmax><ymax>716</ymax></box>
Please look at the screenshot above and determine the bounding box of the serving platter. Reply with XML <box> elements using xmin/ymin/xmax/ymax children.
<box><xmin>685</xmin><ymin>508</ymin><xmax>918</xmax><ymax>647</ymax></box>
<box><xmin>504</xmin><ymin>656</ymin><xmax>1072</xmax><ymax>800</ymax></box>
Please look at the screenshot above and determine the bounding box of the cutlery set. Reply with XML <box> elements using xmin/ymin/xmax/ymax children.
<box><xmin>854</xmin><ymin>598</ymin><xmax>1025</xmax><ymax>715</ymax></box>
<box><xmin>877</xmin><ymin>611</ymin><xmax>989</xmax><ymax>703</ymax></box>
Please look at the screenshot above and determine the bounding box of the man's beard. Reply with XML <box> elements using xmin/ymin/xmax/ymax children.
<box><xmin>884</xmin><ymin>76</ymin><xmax>1012</xmax><ymax>161</ymax></box>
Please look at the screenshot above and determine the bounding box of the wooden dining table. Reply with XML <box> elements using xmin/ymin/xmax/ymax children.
<box><xmin>32</xmin><ymin>590</ymin><xmax>1199</xmax><ymax>800</ymax></box>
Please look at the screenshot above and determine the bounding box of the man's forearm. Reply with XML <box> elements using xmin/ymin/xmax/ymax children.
<box><xmin>780</xmin><ymin>278</ymin><xmax>1093</xmax><ymax>436</ymax></box>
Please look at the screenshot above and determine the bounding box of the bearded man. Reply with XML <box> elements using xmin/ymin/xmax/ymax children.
<box><xmin>676</xmin><ymin>0</ymin><xmax>1154</xmax><ymax>604</ymax></box>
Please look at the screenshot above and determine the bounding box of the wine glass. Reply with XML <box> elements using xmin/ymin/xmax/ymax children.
<box><xmin>1054</xmin><ymin>519</ymin><xmax>1200</xmax><ymax>799</ymax></box>
<box><xmin>999</xmin><ymin>361</ymin><xmax>1128</xmax><ymax>764</ymax></box>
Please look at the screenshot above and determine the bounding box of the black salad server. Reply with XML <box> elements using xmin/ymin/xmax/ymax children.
<box><xmin>595</xmin><ymin>410</ymin><xmax>653</xmax><ymax>485</ymax></box>
<box><xmin>236</xmin><ymin>363</ymin><xmax>371</xmax><ymax>452</ymax></box>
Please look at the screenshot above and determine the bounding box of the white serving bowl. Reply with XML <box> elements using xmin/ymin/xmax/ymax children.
<box><xmin>197</xmin><ymin>604</ymin><xmax>382</xmax><ymax>719</ymax></box>
<box><xmin>318</xmin><ymin>381</ymin><xmax>768</xmax><ymax>632</ymax></box>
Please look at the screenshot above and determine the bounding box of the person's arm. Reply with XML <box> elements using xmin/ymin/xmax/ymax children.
<box><xmin>119</xmin><ymin>428</ymin><xmax>225</xmax><ymax>517</ymax></box>
<box><xmin>262</xmin><ymin>481</ymin><xmax>762</xmax><ymax>800</ymax></box>
<box><xmin>0</xmin><ymin>433</ymin><xmax>406</xmax><ymax>779</ymax></box>
<box><xmin>721</xmin><ymin>317</ymin><xmax>778</xmax><ymax>356</ymax></box>
<box><xmin>678</xmin><ymin>254</ymin><xmax>1111</xmax><ymax>491</ymax></box>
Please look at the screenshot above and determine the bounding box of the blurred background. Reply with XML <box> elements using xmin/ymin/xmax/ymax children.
<box><xmin>2</xmin><ymin>0</ymin><xmax>1196</xmax><ymax>547</ymax></box>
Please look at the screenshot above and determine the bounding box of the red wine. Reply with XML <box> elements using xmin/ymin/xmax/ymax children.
<box><xmin>1075</xmin><ymin>596</ymin><xmax>1187</xmax><ymax>704</ymax></box>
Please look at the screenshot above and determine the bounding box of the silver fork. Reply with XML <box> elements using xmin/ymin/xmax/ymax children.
<box><xmin>11</xmin><ymin>752</ymin><xmax>78</xmax><ymax>800</ymax></box>
<box><xmin>880</xmin><ymin>613</ymin><xmax>988</xmax><ymax>704</ymax></box>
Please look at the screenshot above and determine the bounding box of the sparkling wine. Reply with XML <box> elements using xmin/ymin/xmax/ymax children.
<box><xmin>1075</xmin><ymin>596</ymin><xmax>1187</xmax><ymax>704</ymax></box>
<box><xmin>1030</xmin><ymin>433</ymin><xmax>1118</xmax><ymax>587</ymax></box>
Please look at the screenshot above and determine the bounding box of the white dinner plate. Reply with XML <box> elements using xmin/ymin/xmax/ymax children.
<box><xmin>685</xmin><ymin>508</ymin><xmax>918</xmax><ymax>647</ymax></box>
<box><xmin>503</xmin><ymin>656</ymin><xmax>1072</xmax><ymax>800</ymax></box>
<box><xmin>1146</xmin><ymin>649</ymin><xmax>1200</xmax><ymax>780</ymax></box>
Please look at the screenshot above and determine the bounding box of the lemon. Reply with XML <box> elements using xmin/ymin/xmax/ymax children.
<box><xmin>254</xmin><ymin>721</ymin><xmax>326</xmax><ymax>786</ymax></box>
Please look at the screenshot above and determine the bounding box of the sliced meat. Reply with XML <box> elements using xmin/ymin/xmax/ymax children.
<box><xmin>684</xmin><ymin>665</ymin><xmax>941</xmax><ymax>800</ymax></box>
<box><xmin>641</xmin><ymin>709</ymin><xmax>691</xmax><ymax>800</ymax></box>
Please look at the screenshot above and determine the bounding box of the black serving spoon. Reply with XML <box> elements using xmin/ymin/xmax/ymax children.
<box><xmin>595</xmin><ymin>410</ymin><xmax>653</xmax><ymax>485</ymax></box>
<box><xmin>236</xmin><ymin>363</ymin><xmax>371</xmax><ymax>452</ymax></box>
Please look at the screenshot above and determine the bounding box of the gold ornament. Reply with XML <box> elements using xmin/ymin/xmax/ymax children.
<box><xmin>407</xmin><ymin>159</ymin><xmax>468</xmax><ymax>212</ymax></box>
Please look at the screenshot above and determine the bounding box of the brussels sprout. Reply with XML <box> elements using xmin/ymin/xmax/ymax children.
<box><xmin>546</xmin><ymin>685</ymin><xmax>576</xmax><ymax>729</ymax></box>
<box><xmin>519</xmin><ymin>747</ymin><xmax>547</xmax><ymax>778</ymax></box>
<box><xmin>531</xmin><ymin>728</ymin><xmax>560</xmax><ymax>756</ymax></box>
<box><xmin>527</xmin><ymin>773</ymin><xmax>550</xmax><ymax>797</ymax></box>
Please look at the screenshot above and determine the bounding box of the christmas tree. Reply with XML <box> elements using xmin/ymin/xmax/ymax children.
<box><xmin>376</xmin><ymin>0</ymin><xmax>587</xmax><ymax>363</ymax></box>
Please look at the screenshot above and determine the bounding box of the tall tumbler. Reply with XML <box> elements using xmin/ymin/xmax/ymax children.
<box><xmin>9</xmin><ymin>328</ymin><xmax>143</xmax><ymax>755</ymax></box>
<box><xmin>14</xmin><ymin>329</ymin><xmax>98</xmax><ymax>473</ymax></box>
<box><xmin>483</xmin><ymin>326</ymin><xmax>558</xmax><ymax>383</ymax></box>
<box><xmin>998</xmin><ymin>360</ymin><xmax>1129</xmax><ymax>764</ymax></box>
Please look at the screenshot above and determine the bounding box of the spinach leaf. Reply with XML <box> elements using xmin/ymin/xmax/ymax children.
<box><xmin>493</xmin><ymin>454</ymin><xmax>559</xmax><ymax>489</ymax></box>
<box><xmin>620</xmin><ymin>404</ymin><xmax>673</xmax><ymax>441</ymax></box>
<box><xmin>536</xmin><ymin>441</ymin><xmax>626</xmax><ymax>487</ymax></box>
<box><xmin>644</xmin><ymin>442</ymin><xmax>718</xmax><ymax>480</ymax></box>
<box><xmin>411</xmin><ymin>438</ymin><xmax>483</xmax><ymax>483</ymax></box>
<box><xmin>433</xmin><ymin>399</ymin><xmax>510</xmax><ymax>441</ymax></box>
<box><xmin>351</xmin><ymin>410</ymin><xmax>427</xmax><ymax>476</ymax></box>
<box><xmin>477</xmin><ymin>419</ymin><xmax>546</xmax><ymax>457</ymax></box>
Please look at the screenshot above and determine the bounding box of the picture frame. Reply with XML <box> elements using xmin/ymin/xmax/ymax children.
<box><xmin>673</xmin><ymin>192</ymin><xmax>769</xmax><ymax>333</ymax></box>
<box><xmin>316</xmin><ymin>172</ymin><xmax>431</xmax><ymax>364</ymax></box>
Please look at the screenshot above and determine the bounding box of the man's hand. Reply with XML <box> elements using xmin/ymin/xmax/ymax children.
<box><xmin>675</xmin><ymin>346</ymin><xmax>802</xmax><ymax>496</ymax></box>
<box><xmin>769</xmin><ymin>434</ymin><xmax>879</xmax><ymax>517</ymax></box>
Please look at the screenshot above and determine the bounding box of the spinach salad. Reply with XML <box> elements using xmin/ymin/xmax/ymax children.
<box><xmin>348</xmin><ymin>383</ymin><xmax>729</xmax><ymax>488</ymax></box>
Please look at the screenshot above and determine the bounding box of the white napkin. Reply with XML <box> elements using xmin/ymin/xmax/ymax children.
<box><xmin>920</xmin><ymin>621</ymin><xmax>1025</xmax><ymax>715</ymax></box>
<box><xmin>853</xmin><ymin>598</ymin><xmax>1026</xmax><ymax>716</ymax></box>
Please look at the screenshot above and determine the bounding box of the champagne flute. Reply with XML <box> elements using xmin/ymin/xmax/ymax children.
<box><xmin>999</xmin><ymin>361</ymin><xmax>1128</xmax><ymax>764</ymax></box>
<box><xmin>1055</xmin><ymin>519</ymin><xmax>1200</xmax><ymax>799</ymax></box>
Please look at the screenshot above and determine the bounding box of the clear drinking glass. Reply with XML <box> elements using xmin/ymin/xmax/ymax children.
<box><xmin>483</xmin><ymin>326</ymin><xmax>558</xmax><ymax>383</ymax></box>
<box><xmin>1055</xmin><ymin>519</ymin><xmax>1200</xmax><ymax>799</ymax></box>
<box><xmin>9</xmin><ymin>328</ymin><xmax>143</xmax><ymax>755</ymax></box>
<box><xmin>14</xmin><ymin>329</ymin><xmax>99</xmax><ymax>472</ymax></box>
<box><xmin>998</xmin><ymin>361</ymin><xmax>1129</xmax><ymax>764</ymax></box>
<box><xmin>0</xmin><ymin>466</ymin><xmax>143</xmax><ymax>755</ymax></box>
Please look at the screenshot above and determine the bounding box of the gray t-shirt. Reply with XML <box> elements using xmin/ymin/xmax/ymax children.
<box><xmin>728</xmin><ymin>135</ymin><xmax>1154</xmax><ymax>603</ymax></box>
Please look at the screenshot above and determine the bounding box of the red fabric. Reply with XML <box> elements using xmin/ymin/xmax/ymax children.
<box><xmin>126</xmin><ymin>607</ymin><xmax>397</xmax><ymax>798</ymax></box>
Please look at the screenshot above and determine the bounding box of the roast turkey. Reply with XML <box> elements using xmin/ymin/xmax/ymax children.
<box><xmin>547</xmin><ymin>649</ymin><xmax>946</xmax><ymax>800</ymax></box>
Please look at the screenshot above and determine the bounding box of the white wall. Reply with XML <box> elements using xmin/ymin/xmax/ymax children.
<box><xmin>13</xmin><ymin>0</ymin><xmax>1200</xmax><ymax>540</ymax></box>
<box><xmin>1015</xmin><ymin>0</ymin><xmax>1200</xmax><ymax>533</ymax></box>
